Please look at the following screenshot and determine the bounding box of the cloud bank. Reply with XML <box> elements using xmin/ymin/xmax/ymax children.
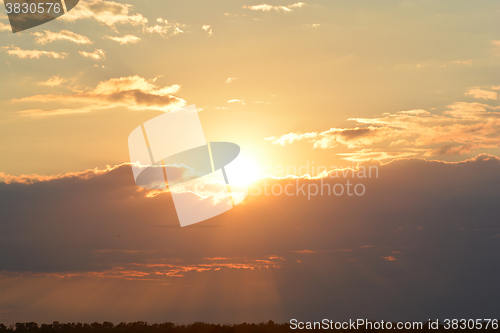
<box><xmin>0</xmin><ymin>155</ymin><xmax>499</xmax><ymax>323</ymax></box>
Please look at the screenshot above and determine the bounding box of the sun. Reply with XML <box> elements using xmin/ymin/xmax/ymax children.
<box><xmin>227</xmin><ymin>154</ymin><xmax>260</xmax><ymax>185</ymax></box>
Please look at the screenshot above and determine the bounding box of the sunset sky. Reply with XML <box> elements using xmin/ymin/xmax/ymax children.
<box><xmin>1</xmin><ymin>0</ymin><xmax>500</xmax><ymax>326</ymax></box>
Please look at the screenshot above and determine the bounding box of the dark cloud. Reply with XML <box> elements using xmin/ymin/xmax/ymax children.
<box><xmin>338</xmin><ymin>127</ymin><xmax>375</xmax><ymax>140</ymax></box>
<box><xmin>428</xmin><ymin>143</ymin><xmax>474</xmax><ymax>156</ymax></box>
<box><xmin>0</xmin><ymin>155</ymin><xmax>499</xmax><ymax>324</ymax></box>
<box><xmin>14</xmin><ymin>76</ymin><xmax>185</xmax><ymax>116</ymax></box>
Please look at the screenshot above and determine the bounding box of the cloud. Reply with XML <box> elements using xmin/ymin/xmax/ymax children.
<box><xmin>1</xmin><ymin>257</ymin><xmax>282</xmax><ymax>280</ymax></box>
<box><xmin>227</xmin><ymin>99</ymin><xmax>245</xmax><ymax>105</ymax></box>
<box><xmin>352</xmin><ymin>103</ymin><xmax>500</xmax><ymax>155</ymax></box>
<box><xmin>0</xmin><ymin>155</ymin><xmax>500</xmax><ymax>322</ymax></box>
<box><xmin>267</xmin><ymin>98</ymin><xmax>500</xmax><ymax>161</ymax></box>
<box><xmin>265</xmin><ymin>132</ymin><xmax>318</xmax><ymax>145</ymax></box>
<box><xmin>294</xmin><ymin>250</ymin><xmax>316</xmax><ymax>254</ymax></box>
<box><xmin>143</xmin><ymin>18</ymin><xmax>186</xmax><ymax>38</ymax></box>
<box><xmin>225</xmin><ymin>77</ymin><xmax>237</xmax><ymax>84</ymax></box>
<box><xmin>426</xmin><ymin>144</ymin><xmax>475</xmax><ymax>156</ymax></box>
<box><xmin>39</xmin><ymin>75</ymin><xmax>67</xmax><ymax>86</ymax></box>
<box><xmin>13</xmin><ymin>75</ymin><xmax>185</xmax><ymax>116</ymax></box>
<box><xmin>2</xmin><ymin>45</ymin><xmax>68</xmax><ymax>59</ymax></box>
<box><xmin>265</xmin><ymin>127</ymin><xmax>389</xmax><ymax>149</ymax></box>
<box><xmin>0</xmin><ymin>22</ymin><xmax>10</xmax><ymax>32</ymax></box>
<box><xmin>18</xmin><ymin>108</ymin><xmax>92</xmax><ymax>117</ymax></box>
<box><xmin>105</xmin><ymin>34</ymin><xmax>141</xmax><ymax>44</ymax></box>
<box><xmin>337</xmin><ymin>149</ymin><xmax>418</xmax><ymax>162</ymax></box>
<box><xmin>202</xmin><ymin>25</ymin><xmax>212</xmax><ymax>36</ymax></box>
<box><xmin>79</xmin><ymin>49</ymin><xmax>106</xmax><ymax>60</ymax></box>
<box><xmin>451</xmin><ymin>59</ymin><xmax>472</xmax><ymax>66</ymax></box>
<box><xmin>0</xmin><ymin>163</ymin><xmax>124</xmax><ymax>184</ymax></box>
<box><xmin>31</xmin><ymin>30</ymin><xmax>93</xmax><ymax>45</ymax></box>
<box><xmin>288</xmin><ymin>2</ymin><xmax>306</xmax><ymax>8</ymax></box>
<box><xmin>437</xmin><ymin>60</ymin><xmax>473</xmax><ymax>68</ymax></box>
<box><xmin>413</xmin><ymin>59</ymin><xmax>472</xmax><ymax>69</ymax></box>
<box><xmin>61</xmin><ymin>0</ymin><xmax>147</xmax><ymax>27</ymax></box>
<box><xmin>314</xmin><ymin>127</ymin><xmax>391</xmax><ymax>149</ymax></box>
<box><xmin>243</xmin><ymin>2</ymin><xmax>306</xmax><ymax>12</ymax></box>
<box><xmin>465</xmin><ymin>88</ymin><xmax>498</xmax><ymax>100</ymax></box>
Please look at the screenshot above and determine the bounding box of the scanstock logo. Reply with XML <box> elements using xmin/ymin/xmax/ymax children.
<box><xmin>4</xmin><ymin>0</ymin><xmax>79</xmax><ymax>33</ymax></box>
<box><xmin>128</xmin><ymin>105</ymin><xmax>248</xmax><ymax>227</ymax></box>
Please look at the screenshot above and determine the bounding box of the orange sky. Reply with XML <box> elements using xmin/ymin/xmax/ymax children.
<box><xmin>1</xmin><ymin>0</ymin><xmax>500</xmax><ymax>176</ymax></box>
<box><xmin>1</xmin><ymin>0</ymin><xmax>500</xmax><ymax>326</ymax></box>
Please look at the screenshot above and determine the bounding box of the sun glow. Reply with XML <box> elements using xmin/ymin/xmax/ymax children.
<box><xmin>228</xmin><ymin>155</ymin><xmax>260</xmax><ymax>185</ymax></box>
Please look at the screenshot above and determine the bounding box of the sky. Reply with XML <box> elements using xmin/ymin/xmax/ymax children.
<box><xmin>1</xmin><ymin>0</ymin><xmax>500</xmax><ymax>326</ymax></box>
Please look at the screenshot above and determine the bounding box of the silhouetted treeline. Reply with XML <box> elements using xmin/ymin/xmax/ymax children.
<box><xmin>0</xmin><ymin>320</ymin><xmax>499</xmax><ymax>333</ymax></box>
<box><xmin>0</xmin><ymin>321</ymin><xmax>285</xmax><ymax>333</ymax></box>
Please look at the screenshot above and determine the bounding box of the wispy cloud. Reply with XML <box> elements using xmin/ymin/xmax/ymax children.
<box><xmin>265</xmin><ymin>132</ymin><xmax>318</xmax><ymax>145</ymax></box>
<box><xmin>413</xmin><ymin>59</ymin><xmax>472</xmax><ymax>69</ymax></box>
<box><xmin>39</xmin><ymin>75</ymin><xmax>67</xmax><ymax>86</ymax></box>
<box><xmin>0</xmin><ymin>256</ymin><xmax>283</xmax><ymax>281</ymax></box>
<box><xmin>338</xmin><ymin>149</ymin><xmax>418</xmax><ymax>162</ymax></box>
<box><xmin>105</xmin><ymin>34</ymin><xmax>141</xmax><ymax>44</ymax></box>
<box><xmin>143</xmin><ymin>18</ymin><xmax>186</xmax><ymax>38</ymax></box>
<box><xmin>32</xmin><ymin>30</ymin><xmax>93</xmax><ymax>45</ymax></box>
<box><xmin>427</xmin><ymin>144</ymin><xmax>475</xmax><ymax>156</ymax></box>
<box><xmin>18</xmin><ymin>108</ymin><xmax>92</xmax><ymax>117</ymax></box>
<box><xmin>225</xmin><ymin>77</ymin><xmax>237</xmax><ymax>84</ymax></box>
<box><xmin>294</xmin><ymin>250</ymin><xmax>316</xmax><ymax>254</ymax></box>
<box><xmin>2</xmin><ymin>45</ymin><xmax>68</xmax><ymax>59</ymax></box>
<box><xmin>202</xmin><ymin>25</ymin><xmax>213</xmax><ymax>36</ymax></box>
<box><xmin>451</xmin><ymin>59</ymin><xmax>472</xmax><ymax>66</ymax></box>
<box><xmin>14</xmin><ymin>75</ymin><xmax>185</xmax><ymax>116</ymax></box>
<box><xmin>465</xmin><ymin>88</ymin><xmax>497</xmax><ymax>100</ymax></box>
<box><xmin>352</xmin><ymin>104</ymin><xmax>500</xmax><ymax>158</ymax></box>
<box><xmin>266</xmin><ymin>96</ymin><xmax>500</xmax><ymax>161</ymax></box>
<box><xmin>243</xmin><ymin>2</ymin><xmax>306</xmax><ymax>12</ymax></box>
<box><xmin>0</xmin><ymin>163</ymin><xmax>125</xmax><ymax>184</ymax></box>
<box><xmin>79</xmin><ymin>49</ymin><xmax>106</xmax><ymax>60</ymax></box>
<box><xmin>265</xmin><ymin>127</ymin><xmax>389</xmax><ymax>149</ymax></box>
<box><xmin>0</xmin><ymin>22</ymin><xmax>10</xmax><ymax>32</ymax></box>
<box><xmin>227</xmin><ymin>99</ymin><xmax>245</xmax><ymax>105</ymax></box>
<box><xmin>61</xmin><ymin>0</ymin><xmax>147</xmax><ymax>27</ymax></box>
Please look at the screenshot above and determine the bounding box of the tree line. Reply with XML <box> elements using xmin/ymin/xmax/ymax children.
<box><xmin>1</xmin><ymin>321</ymin><xmax>287</xmax><ymax>333</ymax></box>
<box><xmin>0</xmin><ymin>321</ymin><xmax>498</xmax><ymax>332</ymax></box>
